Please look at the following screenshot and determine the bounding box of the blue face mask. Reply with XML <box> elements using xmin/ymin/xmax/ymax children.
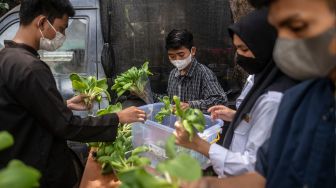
<box><xmin>273</xmin><ymin>27</ymin><xmax>336</xmax><ymax>80</ymax></box>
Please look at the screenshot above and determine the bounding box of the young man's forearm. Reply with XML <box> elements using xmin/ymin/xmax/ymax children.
<box><xmin>204</xmin><ymin>172</ymin><xmax>266</xmax><ymax>188</ymax></box>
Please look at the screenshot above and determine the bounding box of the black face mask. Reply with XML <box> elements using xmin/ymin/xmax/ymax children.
<box><xmin>236</xmin><ymin>54</ymin><xmax>265</xmax><ymax>74</ymax></box>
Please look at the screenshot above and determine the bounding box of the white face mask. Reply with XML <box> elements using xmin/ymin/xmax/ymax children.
<box><xmin>171</xmin><ymin>53</ymin><xmax>192</xmax><ymax>71</ymax></box>
<box><xmin>39</xmin><ymin>20</ymin><xmax>66</xmax><ymax>51</ymax></box>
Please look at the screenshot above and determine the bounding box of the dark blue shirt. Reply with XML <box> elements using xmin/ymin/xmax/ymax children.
<box><xmin>256</xmin><ymin>78</ymin><xmax>335</xmax><ymax>188</ymax></box>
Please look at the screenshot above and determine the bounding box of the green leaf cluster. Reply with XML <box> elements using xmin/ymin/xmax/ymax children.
<box><xmin>0</xmin><ymin>160</ymin><xmax>41</xmax><ymax>188</ymax></box>
<box><xmin>0</xmin><ymin>131</ymin><xmax>13</xmax><ymax>151</ymax></box>
<box><xmin>0</xmin><ymin>131</ymin><xmax>41</xmax><ymax>188</ymax></box>
<box><xmin>0</xmin><ymin>2</ymin><xmax>9</xmax><ymax>11</ymax></box>
<box><xmin>111</xmin><ymin>62</ymin><xmax>152</xmax><ymax>99</ymax></box>
<box><xmin>96</xmin><ymin>103</ymin><xmax>122</xmax><ymax>116</ymax></box>
<box><xmin>173</xmin><ymin>96</ymin><xmax>206</xmax><ymax>141</ymax></box>
<box><xmin>118</xmin><ymin>136</ymin><xmax>202</xmax><ymax>188</ymax></box>
<box><xmin>155</xmin><ymin>96</ymin><xmax>173</xmax><ymax>123</ymax></box>
<box><xmin>88</xmin><ymin>103</ymin><xmax>150</xmax><ymax>174</ymax></box>
<box><xmin>69</xmin><ymin>73</ymin><xmax>111</xmax><ymax>107</ymax></box>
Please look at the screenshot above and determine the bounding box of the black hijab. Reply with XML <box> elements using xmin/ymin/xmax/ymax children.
<box><xmin>223</xmin><ymin>9</ymin><xmax>298</xmax><ymax>148</ymax></box>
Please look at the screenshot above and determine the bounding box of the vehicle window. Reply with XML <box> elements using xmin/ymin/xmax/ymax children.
<box><xmin>0</xmin><ymin>22</ymin><xmax>19</xmax><ymax>48</ymax></box>
<box><xmin>39</xmin><ymin>18</ymin><xmax>88</xmax><ymax>75</ymax></box>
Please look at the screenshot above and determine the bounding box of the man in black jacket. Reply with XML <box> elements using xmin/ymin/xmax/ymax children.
<box><xmin>0</xmin><ymin>0</ymin><xmax>146</xmax><ymax>187</ymax></box>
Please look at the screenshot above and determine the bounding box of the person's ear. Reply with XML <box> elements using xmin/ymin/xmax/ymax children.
<box><xmin>36</xmin><ymin>16</ymin><xmax>47</xmax><ymax>31</ymax></box>
<box><xmin>191</xmin><ymin>47</ymin><xmax>196</xmax><ymax>56</ymax></box>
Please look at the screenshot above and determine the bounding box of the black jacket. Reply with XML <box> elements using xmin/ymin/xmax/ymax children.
<box><xmin>0</xmin><ymin>41</ymin><xmax>120</xmax><ymax>187</ymax></box>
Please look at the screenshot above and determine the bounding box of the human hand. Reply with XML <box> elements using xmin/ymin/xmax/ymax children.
<box><xmin>116</xmin><ymin>106</ymin><xmax>146</xmax><ymax>124</ymax></box>
<box><xmin>67</xmin><ymin>94</ymin><xmax>92</xmax><ymax>111</ymax></box>
<box><xmin>208</xmin><ymin>105</ymin><xmax>236</xmax><ymax>122</ymax></box>
<box><xmin>180</xmin><ymin>102</ymin><xmax>190</xmax><ymax>110</ymax></box>
<box><xmin>173</xmin><ymin>121</ymin><xmax>199</xmax><ymax>150</ymax></box>
<box><xmin>174</xmin><ymin>121</ymin><xmax>211</xmax><ymax>157</ymax></box>
<box><xmin>173</xmin><ymin>102</ymin><xmax>190</xmax><ymax>112</ymax></box>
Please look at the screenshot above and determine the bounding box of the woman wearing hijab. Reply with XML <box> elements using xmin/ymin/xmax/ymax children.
<box><xmin>174</xmin><ymin>8</ymin><xmax>298</xmax><ymax>177</ymax></box>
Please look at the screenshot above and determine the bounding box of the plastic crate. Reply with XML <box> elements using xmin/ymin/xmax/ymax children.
<box><xmin>132</xmin><ymin>103</ymin><xmax>224</xmax><ymax>169</ymax></box>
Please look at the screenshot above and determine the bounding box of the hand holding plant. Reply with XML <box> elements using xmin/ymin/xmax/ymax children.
<box><xmin>173</xmin><ymin>96</ymin><xmax>206</xmax><ymax>141</ymax></box>
<box><xmin>66</xmin><ymin>94</ymin><xmax>93</xmax><ymax>111</ymax></box>
<box><xmin>69</xmin><ymin>73</ymin><xmax>111</xmax><ymax>109</ymax></box>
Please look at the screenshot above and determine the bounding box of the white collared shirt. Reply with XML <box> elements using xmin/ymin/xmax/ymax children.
<box><xmin>209</xmin><ymin>91</ymin><xmax>283</xmax><ymax>177</ymax></box>
<box><xmin>236</xmin><ymin>75</ymin><xmax>254</xmax><ymax>109</ymax></box>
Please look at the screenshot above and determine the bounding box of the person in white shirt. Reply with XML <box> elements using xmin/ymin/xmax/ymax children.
<box><xmin>235</xmin><ymin>75</ymin><xmax>254</xmax><ymax>109</ymax></box>
<box><xmin>174</xmin><ymin>8</ymin><xmax>298</xmax><ymax>177</ymax></box>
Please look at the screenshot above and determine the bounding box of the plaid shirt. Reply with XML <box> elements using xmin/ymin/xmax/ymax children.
<box><xmin>166</xmin><ymin>58</ymin><xmax>227</xmax><ymax>111</ymax></box>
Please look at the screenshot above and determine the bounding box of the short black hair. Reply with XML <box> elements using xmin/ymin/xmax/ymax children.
<box><xmin>249</xmin><ymin>0</ymin><xmax>336</xmax><ymax>12</ymax></box>
<box><xmin>165</xmin><ymin>29</ymin><xmax>194</xmax><ymax>50</ymax></box>
<box><xmin>19</xmin><ymin>0</ymin><xmax>75</xmax><ymax>26</ymax></box>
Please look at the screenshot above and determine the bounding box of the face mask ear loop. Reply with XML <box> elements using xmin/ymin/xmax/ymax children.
<box><xmin>46</xmin><ymin>20</ymin><xmax>58</xmax><ymax>34</ymax></box>
<box><xmin>38</xmin><ymin>18</ymin><xmax>47</xmax><ymax>39</ymax></box>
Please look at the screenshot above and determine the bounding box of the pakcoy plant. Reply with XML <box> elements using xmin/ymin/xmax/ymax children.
<box><xmin>118</xmin><ymin>135</ymin><xmax>202</xmax><ymax>188</ymax></box>
<box><xmin>173</xmin><ymin>96</ymin><xmax>206</xmax><ymax>141</ymax></box>
<box><xmin>0</xmin><ymin>131</ymin><xmax>41</xmax><ymax>188</ymax></box>
<box><xmin>111</xmin><ymin>62</ymin><xmax>153</xmax><ymax>103</ymax></box>
<box><xmin>155</xmin><ymin>96</ymin><xmax>173</xmax><ymax>124</ymax></box>
<box><xmin>69</xmin><ymin>73</ymin><xmax>111</xmax><ymax>109</ymax></box>
<box><xmin>88</xmin><ymin>103</ymin><xmax>150</xmax><ymax>174</ymax></box>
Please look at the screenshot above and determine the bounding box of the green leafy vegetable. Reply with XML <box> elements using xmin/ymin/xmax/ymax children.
<box><xmin>111</xmin><ymin>62</ymin><xmax>153</xmax><ymax>103</ymax></box>
<box><xmin>118</xmin><ymin>167</ymin><xmax>174</xmax><ymax>188</ymax></box>
<box><xmin>165</xmin><ymin>135</ymin><xmax>176</xmax><ymax>159</ymax></box>
<box><xmin>0</xmin><ymin>131</ymin><xmax>41</xmax><ymax>188</ymax></box>
<box><xmin>0</xmin><ymin>131</ymin><xmax>14</xmax><ymax>151</ymax></box>
<box><xmin>0</xmin><ymin>160</ymin><xmax>41</xmax><ymax>188</ymax></box>
<box><xmin>96</xmin><ymin>103</ymin><xmax>123</xmax><ymax>116</ymax></box>
<box><xmin>173</xmin><ymin>96</ymin><xmax>206</xmax><ymax>141</ymax></box>
<box><xmin>118</xmin><ymin>135</ymin><xmax>202</xmax><ymax>188</ymax></box>
<box><xmin>69</xmin><ymin>73</ymin><xmax>111</xmax><ymax>108</ymax></box>
<box><xmin>89</xmin><ymin>103</ymin><xmax>150</xmax><ymax>174</ymax></box>
<box><xmin>156</xmin><ymin>153</ymin><xmax>202</xmax><ymax>181</ymax></box>
<box><xmin>155</xmin><ymin>96</ymin><xmax>173</xmax><ymax>123</ymax></box>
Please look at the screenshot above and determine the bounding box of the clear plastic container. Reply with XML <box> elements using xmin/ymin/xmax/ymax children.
<box><xmin>132</xmin><ymin>103</ymin><xmax>224</xmax><ymax>169</ymax></box>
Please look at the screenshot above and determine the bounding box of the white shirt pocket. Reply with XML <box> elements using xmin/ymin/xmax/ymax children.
<box><xmin>231</xmin><ymin>120</ymin><xmax>251</xmax><ymax>152</ymax></box>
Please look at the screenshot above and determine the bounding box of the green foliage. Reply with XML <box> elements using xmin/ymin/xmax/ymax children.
<box><xmin>155</xmin><ymin>96</ymin><xmax>206</xmax><ymax>141</ymax></box>
<box><xmin>69</xmin><ymin>73</ymin><xmax>111</xmax><ymax>107</ymax></box>
<box><xmin>173</xmin><ymin>96</ymin><xmax>206</xmax><ymax>141</ymax></box>
<box><xmin>96</xmin><ymin>103</ymin><xmax>122</xmax><ymax>116</ymax></box>
<box><xmin>0</xmin><ymin>131</ymin><xmax>41</xmax><ymax>188</ymax></box>
<box><xmin>0</xmin><ymin>160</ymin><xmax>41</xmax><ymax>188</ymax></box>
<box><xmin>155</xmin><ymin>96</ymin><xmax>173</xmax><ymax>123</ymax></box>
<box><xmin>111</xmin><ymin>62</ymin><xmax>152</xmax><ymax>100</ymax></box>
<box><xmin>0</xmin><ymin>131</ymin><xmax>13</xmax><ymax>151</ymax></box>
<box><xmin>89</xmin><ymin>103</ymin><xmax>150</xmax><ymax>174</ymax></box>
<box><xmin>118</xmin><ymin>167</ymin><xmax>174</xmax><ymax>188</ymax></box>
<box><xmin>165</xmin><ymin>135</ymin><xmax>176</xmax><ymax>159</ymax></box>
<box><xmin>118</xmin><ymin>135</ymin><xmax>202</xmax><ymax>188</ymax></box>
<box><xmin>156</xmin><ymin>154</ymin><xmax>202</xmax><ymax>181</ymax></box>
<box><xmin>0</xmin><ymin>2</ymin><xmax>9</xmax><ymax>12</ymax></box>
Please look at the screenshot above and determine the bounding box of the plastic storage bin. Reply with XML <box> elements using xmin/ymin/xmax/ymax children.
<box><xmin>132</xmin><ymin>103</ymin><xmax>224</xmax><ymax>169</ymax></box>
